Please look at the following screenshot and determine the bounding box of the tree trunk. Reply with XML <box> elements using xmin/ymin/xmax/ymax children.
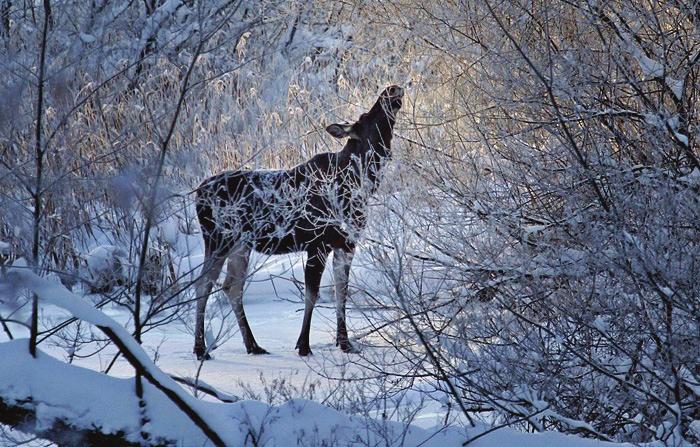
<box><xmin>0</xmin><ymin>397</ymin><xmax>158</xmax><ymax>446</ymax></box>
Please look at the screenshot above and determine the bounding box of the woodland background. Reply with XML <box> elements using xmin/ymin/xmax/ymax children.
<box><xmin>0</xmin><ymin>0</ymin><xmax>698</xmax><ymax>446</ymax></box>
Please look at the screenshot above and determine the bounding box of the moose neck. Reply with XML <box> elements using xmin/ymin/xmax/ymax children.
<box><xmin>366</xmin><ymin>100</ymin><xmax>396</xmax><ymax>159</ymax></box>
<box><xmin>343</xmin><ymin>104</ymin><xmax>396</xmax><ymax>162</ymax></box>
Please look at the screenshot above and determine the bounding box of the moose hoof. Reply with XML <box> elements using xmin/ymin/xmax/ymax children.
<box><xmin>247</xmin><ymin>346</ymin><xmax>270</xmax><ymax>355</ymax></box>
<box><xmin>338</xmin><ymin>340</ymin><xmax>357</xmax><ymax>353</ymax></box>
<box><xmin>297</xmin><ymin>345</ymin><xmax>313</xmax><ymax>357</ymax></box>
<box><xmin>195</xmin><ymin>350</ymin><xmax>212</xmax><ymax>361</ymax></box>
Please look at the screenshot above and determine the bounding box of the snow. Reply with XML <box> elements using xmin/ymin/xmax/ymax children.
<box><xmin>0</xmin><ymin>339</ymin><xmax>632</xmax><ymax>446</ymax></box>
<box><xmin>679</xmin><ymin>168</ymin><xmax>700</xmax><ymax>185</ymax></box>
<box><xmin>159</xmin><ymin>217</ymin><xmax>181</xmax><ymax>247</ymax></box>
<box><xmin>79</xmin><ymin>32</ymin><xmax>96</xmax><ymax>44</ymax></box>
<box><xmin>621</xmin><ymin>31</ymin><xmax>684</xmax><ymax>100</ymax></box>
<box><xmin>667</xmin><ymin>77</ymin><xmax>684</xmax><ymax>100</ymax></box>
<box><xmin>4</xmin><ymin>266</ymin><xmax>238</xmax><ymax>444</ymax></box>
<box><xmin>690</xmin><ymin>420</ymin><xmax>700</xmax><ymax>439</ymax></box>
<box><xmin>523</xmin><ymin>224</ymin><xmax>546</xmax><ymax>238</ymax></box>
<box><xmin>644</xmin><ymin>112</ymin><xmax>663</xmax><ymax>128</ymax></box>
<box><xmin>84</xmin><ymin>245</ymin><xmax>125</xmax><ymax>275</ymax></box>
<box><xmin>0</xmin><ymin>259</ymin><xmax>642</xmax><ymax>446</ymax></box>
<box><xmin>673</xmin><ymin>130</ymin><xmax>689</xmax><ymax>146</ymax></box>
<box><xmin>1</xmin><ymin>0</ymin><xmax>696</xmax><ymax>444</ymax></box>
<box><xmin>642</xmin><ymin>113</ymin><xmax>691</xmax><ymax>146</ymax></box>
<box><xmin>636</xmin><ymin>53</ymin><xmax>664</xmax><ymax>78</ymax></box>
<box><xmin>592</xmin><ymin>316</ymin><xmax>608</xmax><ymax>332</ymax></box>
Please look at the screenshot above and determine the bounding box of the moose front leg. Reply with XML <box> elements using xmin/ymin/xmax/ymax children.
<box><xmin>333</xmin><ymin>247</ymin><xmax>355</xmax><ymax>352</ymax></box>
<box><xmin>193</xmin><ymin>252</ymin><xmax>226</xmax><ymax>360</ymax></box>
<box><xmin>295</xmin><ymin>246</ymin><xmax>329</xmax><ymax>356</ymax></box>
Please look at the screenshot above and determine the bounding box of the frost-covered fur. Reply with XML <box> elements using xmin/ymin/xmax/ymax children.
<box><xmin>193</xmin><ymin>86</ymin><xmax>404</xmax><ymax>358</ymax></box>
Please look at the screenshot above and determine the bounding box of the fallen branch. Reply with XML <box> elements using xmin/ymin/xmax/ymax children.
<box><xmin>0</xmin><ymin>397</ymin><xmax>146</xmax><ymax>447</ymax></box>
<box><xmin>170</xmin><ymin>376</ymin><xmax>240</xmax><ymax>404</ymax></box>
<box><xmin>4</xmin><ymin>266</ymin><xmax>228</xmax><ymax>446</ymax></box>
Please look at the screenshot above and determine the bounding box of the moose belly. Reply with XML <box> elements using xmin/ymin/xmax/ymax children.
<box><xmin>252</xmin><ymin>233</ymin><xmax>300</xmax><ymax>255</ymax></box>
<box><xmin>250</xmin><ymin>222</ymin><xmax>350</xmax><ymax>255</ymax></box>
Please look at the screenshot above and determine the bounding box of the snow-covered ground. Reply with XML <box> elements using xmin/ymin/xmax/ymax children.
<box><xmin>0</xmin><ymin>243</ymin><xmax>649</xmax><ymax>446</ymax></box>
<box><xmin>48</xmin><ymin>249</ymin><xmax>373</xmax><ymax>400</ymax></box>
<box><xmin>0</xmin><ymin>337</ymin><xmax>636</xmax><ymax>446</ymax></box>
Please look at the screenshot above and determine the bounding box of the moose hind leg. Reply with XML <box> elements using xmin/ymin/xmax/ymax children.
<box><xmin>296</xmin><ymin>246</ymin><xmax>329</xmax><ymax>356</ymax></box>
<box><xmin>224</xmin><ymin>246</ymin><xmax>268</xmax><ymax>354</ymax></box>
<box><xmin>333</xmin><ymin>247</ymin><xmax>356</xmax><ymax>353</ymax></box>
<box><xmin>194</xmin><ymin>252</ymin><xmax>226</xmax><ymax>360</ymax></box>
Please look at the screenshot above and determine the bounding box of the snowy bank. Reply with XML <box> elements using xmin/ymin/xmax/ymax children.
<box><xmin>0</xmin><ymin>339</ymin><xmax>640</xmax><ymax>446</ymax></box>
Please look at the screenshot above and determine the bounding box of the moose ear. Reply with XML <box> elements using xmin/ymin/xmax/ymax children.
<box><xmin>326</xmin><ymin>123</ymin><xmax>354</xmax><ymax>139</ymax></box>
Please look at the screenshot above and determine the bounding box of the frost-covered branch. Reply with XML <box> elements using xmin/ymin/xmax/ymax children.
<box><xmin>4</xmin><ymin>266</ymin><xmax>228</xmax><ymax>446</ymax></box>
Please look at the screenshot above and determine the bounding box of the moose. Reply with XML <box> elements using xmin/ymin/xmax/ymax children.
<box><xmin>193</xmin><ymin>85</ymin><xmax>404</xmax><ymax>359</ymax></box>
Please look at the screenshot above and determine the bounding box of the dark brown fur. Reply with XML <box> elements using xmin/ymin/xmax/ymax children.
<box><xmin>193</xmin><ymin>86</ymin><xmax>403</xmax><ymax>358</ymax></box>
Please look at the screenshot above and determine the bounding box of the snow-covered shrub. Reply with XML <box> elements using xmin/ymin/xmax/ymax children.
<box><xmin>0</xmin><ymin>0</ymin><xmax>367</xmax><ymax>329</ymax></box>
<box><xmin>335</xmin><ymin>1</ymin><xmax>700</xmax><ymax>445</ymax></box>
<box><xmin>3</xmin><ymin>0</ymin><xmax>696</xmax><ymax>445</ymax></box>
<box><xmin>82</xmin><ymin>245</ymin><xmax>127</xmax><ymax>294</ymax></box>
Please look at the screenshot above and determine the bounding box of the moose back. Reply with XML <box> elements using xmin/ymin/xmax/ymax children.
<box><xmin>193</xmin><ymin>85</ymin><xmax>404</xmax><ymax>359</ymax></box>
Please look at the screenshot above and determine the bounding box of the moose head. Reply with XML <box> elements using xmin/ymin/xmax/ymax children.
<box><xmin>325</xmin><ymin>85</ymin><xmax>404</xmax><ymax>158</ymax></box>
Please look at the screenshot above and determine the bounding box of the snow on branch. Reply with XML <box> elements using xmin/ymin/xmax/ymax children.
<box><xmin>0</xmin><ymin>266</ymin><xmax>479</xmax><ymax>446</ymax></box>
<box><xmin>0</xmin><ymin>268</ymin><xmax>627</xmax><ymax>446</ymax></box>
<box><xmin>170</xmin><ymin>375</ymin><xmax>241</xmax><ymax>403</ymax></box>
<box><xmin>0</xmin><ymin>340</ymin><xmax>179</xmax><ymax>446</ymax></box>
<box><xmin>0</xmin><ymin>341</ymin><xmax>471</xmax><ymax>447</ymax></box>
<box><xmin>4</xmin><ymin>264</ymin><xmax>229</xmax><ymax>446</ymax></box>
